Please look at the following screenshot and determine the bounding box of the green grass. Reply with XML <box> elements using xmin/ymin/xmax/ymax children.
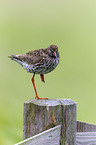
<box><xmin>1</xmin><ymin>0</ymin><xmax>96</xmax><ymax>144</ymax></box>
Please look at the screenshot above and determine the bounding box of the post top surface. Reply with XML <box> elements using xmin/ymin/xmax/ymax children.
<box><xmin>24</xmin><ymin>99</ymin><xmax>76</xmax><ymax>106</ymax></box>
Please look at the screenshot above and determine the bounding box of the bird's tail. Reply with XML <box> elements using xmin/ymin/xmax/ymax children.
<box><xmin>8</xmin><ymin>55</ymin><xmax>23</xmax><ymax>66</ymax></box>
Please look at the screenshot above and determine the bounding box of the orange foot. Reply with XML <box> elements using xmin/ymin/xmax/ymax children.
<box><xmin>35</xmin><ymin>95</ymin><xmax>48</xmax><ymax>100</ymax></box>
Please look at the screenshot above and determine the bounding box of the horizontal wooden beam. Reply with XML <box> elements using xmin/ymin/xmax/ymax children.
<box><xmin>76</xmin><ymin>132</ymin><xmax>96</xmax><ymax>144</ymax></box>
<box><xmin>15</xmin><ymin>125</ymin><xmax>61</xmax><ymax>145</ymax></box>
<box><xmin>15</xmin><ymin>125</ymin><xmax>96</xmax><ymax>145</ymax></box>
<box><xmin>77</xmin><ymin>121</ymin><xmax>96</xmax><ymax>132</ymax></box>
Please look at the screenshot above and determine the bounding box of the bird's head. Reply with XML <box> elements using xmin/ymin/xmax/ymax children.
<box><xmin>48</xmin><ymin>45</ymin><xmax>59</xmax><ymax>58</ymax></box>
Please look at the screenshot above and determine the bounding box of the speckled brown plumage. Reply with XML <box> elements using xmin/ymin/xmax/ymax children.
<box><xmin>9</xmin><ymin>45</ymin><xmax>60</xmax><ymax>99</ymax></box>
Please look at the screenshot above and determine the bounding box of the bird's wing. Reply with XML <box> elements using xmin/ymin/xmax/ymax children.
<box><xmin>17</xmin><ymin>49</ymin><xmax>48</xmax><ymax>65</ymax></box>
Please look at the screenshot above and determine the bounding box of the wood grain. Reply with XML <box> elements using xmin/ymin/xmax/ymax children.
<box><xmin>15</xmin><ymin>125</ymin><xmax>61</xmax><ymax>145</ymax></box>
<box><xmin>23</xmin><ymin>99</ymin><xmax>76</xmax><ymax>145</ymax></box>
<box><xmin>77</xmin><ymin>121</ymin><xmax>96</xmax><ymax>132</ymax></box>
<box><xmin>76</xmin><ymin>132</ymin><xmax>96</xmax><ymax>145</ymax></box>
<box><xmin>16</xmin><ymin>126</ymin><xmax>96</xmax><ymax>145</ymax></box>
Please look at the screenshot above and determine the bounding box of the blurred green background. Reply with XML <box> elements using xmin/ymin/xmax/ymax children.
<box><xmin>0</xmin><ymin>0</ymin><xmax>96</xmax><ymax>144</ymax></box>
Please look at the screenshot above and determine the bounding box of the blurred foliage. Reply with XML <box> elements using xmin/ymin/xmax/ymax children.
<box><xmin>0</xmin><ymin>0</ymin><xmax>96</xmax><ymax>144</ymax></box>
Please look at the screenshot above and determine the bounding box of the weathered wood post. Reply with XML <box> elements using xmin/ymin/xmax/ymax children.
<box><xmin>23</xmin><ymin>99</ymin><xmax>76</xmax><ymax>145</ymax></box>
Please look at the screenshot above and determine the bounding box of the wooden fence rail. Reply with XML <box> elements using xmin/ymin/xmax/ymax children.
<box><xmin>15</xmin><ymin>124</ymin><xmax>96</xmax><ymax>145</ymax></box>
<box><xmin>15</xmin><ymin>125</ymin><xmax>61</xmax><ymax>145</ymax></box>
<box><xmin>15</xmin><ymin>99</ymin><xmax>96</xmax><ymax>145</ymax></box>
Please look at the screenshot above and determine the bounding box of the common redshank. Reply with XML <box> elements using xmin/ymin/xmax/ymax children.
<box><xmin>9</xmin><ymin>45</ymin><xmax>60</xmax><ymax>99</ymax></box>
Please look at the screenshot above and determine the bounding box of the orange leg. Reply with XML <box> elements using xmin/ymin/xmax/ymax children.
<box><xmin>40</xmin><ymin>74</ymin><xmax>45</xmax><ymax>83</ymax></box>
<box><xmin>31</xmin><ymin>74</ymin><xmax>48</xmax><ymax>100</ymax></box>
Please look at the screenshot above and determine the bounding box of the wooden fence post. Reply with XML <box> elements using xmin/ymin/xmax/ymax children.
<box><xmin>23</xmin><ymin>99</ymin><xmax>76</xmax><ymax>145</ymax></box>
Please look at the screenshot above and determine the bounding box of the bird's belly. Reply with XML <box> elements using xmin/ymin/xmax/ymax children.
<box><xmin>42</xmin><ymin>59</ymin><xmax>59</xmax><ymax>74</ymax></box>
<box><xmin>22</xmin><ymin>59</ymin><xmax>59</xmax><ymax>74</ymax></box>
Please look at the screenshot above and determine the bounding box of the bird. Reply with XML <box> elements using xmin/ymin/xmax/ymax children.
<box><xmin>9</xmin><ymin>45</ymin><xmax>60</xmax><ymax>99</ymax></box>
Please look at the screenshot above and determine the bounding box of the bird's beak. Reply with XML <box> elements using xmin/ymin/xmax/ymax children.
<box><xmin>53</xmin><ymin>51</ymin><xmax>57</xmax><ymax>57</ymax></box>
